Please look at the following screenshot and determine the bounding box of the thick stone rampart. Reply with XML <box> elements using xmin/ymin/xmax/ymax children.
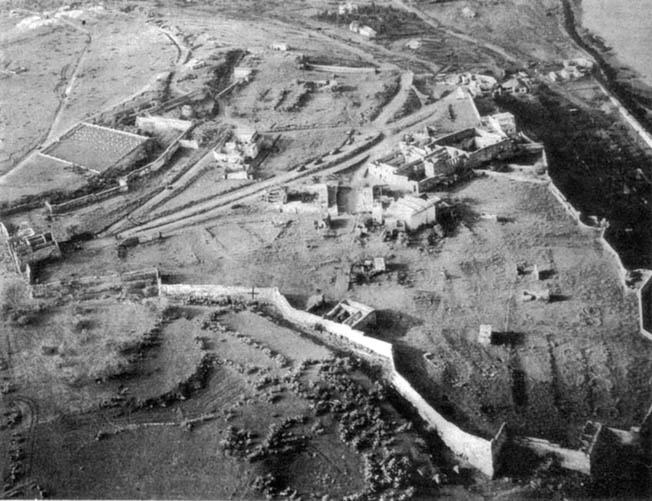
<box><xmin>158</xmin><ymin>283</ymin><xmax>503</xmax><ymax>477</ymax></box>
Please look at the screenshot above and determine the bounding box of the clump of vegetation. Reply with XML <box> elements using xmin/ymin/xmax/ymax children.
<box><xmin>369</xmin><ymin>75</ymin><xmax>402</xmax><ymax>121</ymax></box>
<box><xmin>363</xmin><ymin>452</ymin><xmax>416</xmax><ymax>498</ymax></box>
<box><xmin>32</xmin><ymin>301</ymin><xmax>161</xmax><ymax>385</ymax></box>
<box><xmin>220</xmin><ymin>426</ymin><xmax>257</xmax><ymax>457</ymax></box>
<box><xmin>0</xmin><ymin>278</ymin><xmax>34</xmax><ymax>320</ymax></box>
<box><xmin>315</xmin><ymin>4</ymin><xmax>429</xmax><ymax>39</ymax></box>
<box><xmin>392</xmin><ymin>88</ymin><xmax>422</xmax><ymax>121</ymax></box>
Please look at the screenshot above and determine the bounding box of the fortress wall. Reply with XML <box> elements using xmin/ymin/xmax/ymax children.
<box><xmin>517</xmin><ymin>437</ymin><xmax>591</xmax><ymax>475</ymax></box>
<box><xmin>390</xmin><ymin>371</ymin><xmax>497</xmax><ymax>477</ymax></box>
<box><xmin>545</xmin><ymin>176</ymin><xmax>600</xmax><ymax>232</ymax></box>
<box><xmin>638</xmin><ymin>277</ymin><xmax>652</xmax><ymax>341</ymax></box>
<box><xmin>597</xmin><ymin>227</ymin><xmax>631</xmax><ymax>288</ymax></box>
<box><xmin>467</xmin><ymin>139</ymin><xmax>515</xmax><ymax>168</ymax></box>
<box><xmin>158</xmin><ymin>282</ymin><xmax>502</xmax><ymax>477</ymax></box>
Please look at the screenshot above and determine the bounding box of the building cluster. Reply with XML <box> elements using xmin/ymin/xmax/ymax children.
<box><xmin>213</xmin><ymin>128</ymin><xmax>263</xmax><ymax>179</ymax></box>
<box><xmin>297</xmin><ymin>78</ymin><xmax>342</xmax><ymax>92</ymax></box>
<box><xmin>461</xmin><ymin>6</ymin><xmax>477</xmax><ymax>18</ymax></box>
<box><xmin>268</xmin><ymin>87</ymin><xmax>542</xmax><ymax>236</ymax></box>
<box><xmin>547</xmin><ymin>58</ymin><xmax>595</xmax><ymax>83</ymax></box>
<box><xmin>349</xmin><ymin>21</ymin><xmax>377</xmax><ymax>38</ymax></box>
<box><xmin>443</xmin><ymin>73</ymin><xmax>498</xmax><ymax>97</ymax></box>
<box><xmin>338</xmin><ymin>2</ymin><xmax>359</xmax><ymax>15</ymax></box>
<box><xmin>441</xmin><ymin>72</ymin><xmax>534</xmax><ymax>97</ymax></box>
<box><xmin>498</xmin><ymin>75</ymin><xmax>533</xmax><ymax>95</ymax></box>
<box><xmin>367</xmin><ymin>107</ymin><xmax>518</xmax><ymax>195</ymax></box>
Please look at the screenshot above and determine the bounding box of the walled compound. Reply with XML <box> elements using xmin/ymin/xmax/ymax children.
<box><xmin>0</xmin><ymin>222</ymin><xmax>60</xmax><ymax>287</ymax></box>
<box><xmin>42</xmin><ymin>122</ymin><xmax>152</xmax><ymax>176</ymax></box>
<box><xmin>158</xmin><ymin>282</ymin><xmax>507</xmax><ymax>477</ymax></box>
<box><xmin>155</xmin><ymin>281</ymin><xmax>652</xmax><ymax>480</ymax></box>
<box><xmin>365</xmin><ymin>94</ymin><xmax>538</xmax><ymax>195</ymax></box>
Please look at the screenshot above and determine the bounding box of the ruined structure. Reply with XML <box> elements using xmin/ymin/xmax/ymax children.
<box><xmin>324</xmin><ymin>299</ymin><xmax>376</xmax><ymax>329</ymax></box>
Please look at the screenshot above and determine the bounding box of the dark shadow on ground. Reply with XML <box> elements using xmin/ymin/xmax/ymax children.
<box><xmin>366</xmin><ymin>310</ymin><xmax>422</xmax><ymax>341</ymax></box>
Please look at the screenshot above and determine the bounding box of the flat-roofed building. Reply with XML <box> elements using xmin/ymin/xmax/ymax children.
<box><xmin>386</xmin><ymin>195</ymin><xmax>438</xmax><ymax>231</ymax></box>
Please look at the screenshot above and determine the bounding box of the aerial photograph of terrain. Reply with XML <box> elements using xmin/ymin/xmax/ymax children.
<box><xmin>1</xmin><ymin>0</ymin><xmax>652</xmax><ymax>498</ymax></box>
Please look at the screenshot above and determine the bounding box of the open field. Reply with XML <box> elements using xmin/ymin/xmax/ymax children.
<box><xmin>18</xmin><ymin>305</ymin><xmax>443</xmax><ymax>499</ymax></box>
<box><xmin>349</xmin><ymin>175</ymin><xmax>651</xmax><ymax>442</ymax></box>
<box><xmin>0</xmin><ymin>153</ymin><xmax>89</xmax><ymax>204</ymax></box>
<box><xmin>226</xmin><ymin>52</ymin><xmax>401</xmax><ymax>129</ymax></box>
<box><xmin>0</xmin><ymin>24</ymin><xmax>88</xmax><ymax>175</ymax></box>
<box><xmin>4</xmin><ymin>299</ymin><xmax>179</xmax><ymax>419</ymax></box>
<box><xmin>51</xmin><ymin>14</ymin><xmax>176</xmax><ymax>137</ymax></box>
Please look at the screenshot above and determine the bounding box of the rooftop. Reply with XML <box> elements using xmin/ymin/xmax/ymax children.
<box><xmin>424</xmin><ymin>87</ymin><xmax>482</xmax><ymax>136</ymax></box>
<box><xmin>392</xmin><ymin>195</ymin><xmax>437</xmax><ymax>213</ymax></box>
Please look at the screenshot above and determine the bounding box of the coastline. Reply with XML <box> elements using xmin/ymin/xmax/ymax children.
<box><xmin>560</xmin><ymin>0</ymin><xmax>652</xmax><ymax>139</ymax></box>
<box><xmin>554</xmin><ymin>1</ymin><xmax>652</xmax><ymax>344</ymax></box>
<box><xmin>516</xmin><ymin>0</ymin><xmax>652</xmax><ymax>272</ymax></box>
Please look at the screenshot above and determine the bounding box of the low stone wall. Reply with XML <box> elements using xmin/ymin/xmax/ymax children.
<box><xmin>0</xmin><ymin>199</ymin><xmax>44</xmax><ymax>217</ymax></box>
<box><xmin>46</xmin><ymin>184</ymin><xmax>128</xmax><ymax>215</ymax></box>
<box><xmin>33</xmin><ymin>268</ymin><xmax>160</xmax><ymax>299</ymax></box>
<box><xmin>307</xmin><ymin>63</ymin><xmax>377</xmax><ymax>74</ymax></box>
<box><xmin>432</xmin><ymin>127</ymin><xmax>476</xmax><ymax>146</ymax></box>
<box><xmin>158</xmin><ymin>282</ymin><xmax>503</xmax><ymax>477</ymax></box>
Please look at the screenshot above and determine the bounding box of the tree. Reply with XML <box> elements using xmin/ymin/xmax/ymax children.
<box><xmin>0</xmin><ymin>277</ymin><xmax>31</xmax><ymax>315</ymax></box>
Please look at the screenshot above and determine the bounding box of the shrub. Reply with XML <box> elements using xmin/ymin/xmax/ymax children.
<box><xmin>0</xmin><ymin>278</ymin><xmax>32</xmax><ymax>317</ymax></box>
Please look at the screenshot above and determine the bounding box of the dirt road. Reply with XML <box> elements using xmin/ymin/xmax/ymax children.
<box><xmin>113</xmin><ymin>137</ymin><xmax>380</xmax><ymax>239</ymax></box>
<box><xmin>373</xmin><ymin>70</ymin><xmax>415</xmax><ymax>128</ymax></box>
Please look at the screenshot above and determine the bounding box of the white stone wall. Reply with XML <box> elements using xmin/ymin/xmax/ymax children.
<box><xmin>158</xmin><ymin>283</ymin><xmax>502</xmax><ymax>477</ymax></box>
